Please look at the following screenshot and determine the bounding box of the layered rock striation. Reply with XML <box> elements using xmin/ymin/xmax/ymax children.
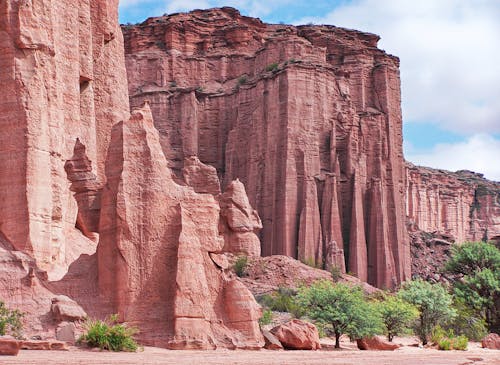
<box><xmin>406</xmin><ymin>164</ymin><xmax>500</xmax><ymax>244</ymax></box>
<box><xmin>123</xmin><ymin>7</ymin><xmax>410</xmax><ymax>288</ymax></box>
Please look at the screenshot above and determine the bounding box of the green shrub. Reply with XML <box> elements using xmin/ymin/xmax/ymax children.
<box><xmin>233</xmin><ymin>256</ymin><xmax>248</xmax><ymax>277</ymax></box>
<box><xmin>330</xmin><ymin>266</ymin><xmax>342</xmax><ymax>282</ymax></box>
<box><xmin>257</xmin><ymin>287</ymin><xmax>304</xmax><ymax>318</ymax></box>
<box><xmin>0</xmin><ymin>301</ymin><xmax>23</xmax><ymax>338</ymax></box>
<box><xmin>438</xmin><ymin>338</ymin><xmax>452</xmax><ymax>350</ymax></box>
<box><xmin>431</xmin><ymin>325</ymin><xmax>468</xmax><ymax>351</ymax></box>
<box><xmin>453</xmin><ymin>335</ymin><xmax>468</xmax><ymax>350</ymax></box>
<box><xmin>237</xmin><ymin>75</ymin><xmax>248</xmax><ymax>85</ymax></box>
<box><xmin>444</xmin><ymin>298</ymin><xmax>488</xmax><ymax>341</ymax></box>
<box><xmin>259</xmin><ymin>309</ymin><xmax>273</xmax><ymax>326</ymax></box>
<box><xmin>265</xmin><ymin>63</ymin><xmax>279</xmax><ymax>72</ymax></box>
<box><xmin>79</xmin><ymin>315</ymin><xmax>138</xmax><ymax>352</ymax></box>
<box><xmin>301</xmin><ymin>257</ymin><xmax>321</xmax><ymax>269</ymax></box>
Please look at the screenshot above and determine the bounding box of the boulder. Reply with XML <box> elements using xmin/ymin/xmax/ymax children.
<box><xmin>56</xmin><ymin>322</ymin><xmax>76</xmax><ymax>344</ymax></box>
<box><xmin>0</xmin><ymin>337</ymin><xmax>20</xmax><ymax>356</ymax></box>
<box><xmin>262</xmin><ymin>330</ymin><xmax>283</xmax><ymax>350</ymax></box>
<box><xmin>51</xmin><ymin>295</ymin><xmax>87</xmax><ymax>322</ymax></box>
<box><xmin>270</xmin><ymin>319</ymin><xmax>321</xmax><ymax>350</ymax></box>
<box><xmin>482</xmin><ymin>333</ymin><xmax>500</xmax><ymax>350</ymax></box>
<box><xmin>20</xmin><ymin>340</ymin><xmax>68</xmax><ymax>351</ymax></box>
<box><xmin>356</xmin><ymin>336</ymin><xmax>400</xmax><ymax>351</ymax></box>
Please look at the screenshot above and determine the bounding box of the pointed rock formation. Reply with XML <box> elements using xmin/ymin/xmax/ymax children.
<box><xmin>220</xmin><ymin>180</ymin><xmax>262</xmax><ymax>257</ymax></box>
<box><xmin>97</xmin><ymin>103</ymin><xmax>264</xmax><ymax>349</ymax></box>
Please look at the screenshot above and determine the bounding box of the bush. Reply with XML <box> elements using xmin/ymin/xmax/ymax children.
<box><xmin>237</xmin><ymin>75</ymin><xmax>248</xmax><ymax>85</ymax></box>
<box><xmin>233</xmin><ymin>256</ymin><xmax>248</xmax><ymax>277</ymax></box>
<box><xmin>79</xmin><ymin>315</ymin><xmax>138</xmax><ymax>352</ymax></box>
<box><xmin>257</xmin><ymin>287</ymin><xmax>304</xmax><ymax>318</ymax></box>
<box><xmin>301</xmin><ymin>257</ymin><xmax>321</xmax><ymax>269</ymax></box>
<box><xmin>431</xmin><ymin>326</ymin><xmax>468</xmax><ymax>351</ymax></box>
<box><xmin>398</xmin><ymin>280</ymin><xmax>455</xmax><ymax>345</ymax></box>
<box><xmin>297</xmin><ymin>281</ymin><xmax>382</xmax><ymax>348</ymax></box>
<box><xmin>438</xmin><ymin>338</ymin><xmax>452</xmax><ymax>350</ymax></box>
<box><xmin>330</xmin><ymin>266</ymin><xmax>342</xmax><ymax>282</ymax></box>
<box><xmin>444</xmin><ymin>298</ymin><xmax>488</xmax><ymax>341</ymax></box>
<box><xmin>377</xmin><ymin>296</ymin><xmax>419</xmax><ymax>341</ymax></box>
<box><xmin>444</xmin><ymin>241</ymin><xmax>500</xmax><ymax>331</ymax></box>
<box><xmin>259</xmin><ymin>309</ymin><xmax>273</xmax><ymax>326</ymax></box>
<box><xmin>0</xmin><ymin>301</ymin><xmax>23</xmax><ymax>338</ymax></box>
<box><xmin>265</xmin><ymin>63</ymin><xmax>279</xmax><ymax>72</ymax></box>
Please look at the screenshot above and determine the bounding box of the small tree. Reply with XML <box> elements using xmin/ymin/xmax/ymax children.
<box><xmin>0</xmin><ymin>301</ymin><xmax>23</xmax><ymax>338</ymax></box>
<box><xmin>297</xmin><ymin>281</ymin><xmax>382</xmax><ymax>348</ymax></box>
<box><xmin>377</xmin><ymin>296</ymin><xmax>419</xmax><ymax>341</ymax></box>
<box><xmin>444</xmin><ymin>241</ymin><xmax>500</xmax><ymax>330</ymax></box>
<box><xmin>398</xmin><ymin>280</ymin><xmax>455</xmax><ymax>345</ymax></box>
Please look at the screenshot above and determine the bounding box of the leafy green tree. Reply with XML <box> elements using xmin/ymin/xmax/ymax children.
<box><xmin>0</xmin><ymin>301</ymin><xmax>23</xmax><ymax>338</ymax></box>
<box><xmin>377</xmin><ymin>296</ymin><xmax>419</xmax><ymax>341</ymax></box>
<box><xmin>398</xmin><ymin>280</ymin><xmax>455</xmax><ymax>345</ymax></box>
<box><xmin>444</xmin><ymin>241</ymin><xmax>500</xmax><ymax>330</ymax></box>
<box><xmin>296</xmin><ymin>281</ymin><xmax>382</xmax><ymax>348</ymax></box>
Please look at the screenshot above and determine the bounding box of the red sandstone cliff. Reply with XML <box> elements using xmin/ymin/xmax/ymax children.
<box><xmin>123</xmin><ymin>7</ymin><xmax>410</xmax><ymax>288</ymax></box>
<box><xmin>0</xmin><ymin>0</ymin><xmax>129</xmax><ymax>276</ymax></box>
<box><xmin>407</xmin><ymin>163</ymin><xmax>500</xmax><ymax>244</ymax></box>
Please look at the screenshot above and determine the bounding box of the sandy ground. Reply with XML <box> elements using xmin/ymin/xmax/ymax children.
<box><xmin>2</xmin><ymin>338</ymin><xmax>499</xmax><ymax>365</ymax></box>
<box><xmin>2</xmin><ymin>346</ymin><xmax>499</xmax><ymax>365</ymax></box>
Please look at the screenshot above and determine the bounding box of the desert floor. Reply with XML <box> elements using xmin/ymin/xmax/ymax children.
<box><xmin>2</xmin><ymin>338</ymin><xmax>499</xmax><ymax>365</ymax></box>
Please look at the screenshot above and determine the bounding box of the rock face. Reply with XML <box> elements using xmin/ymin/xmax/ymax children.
<box><xmin>407</xmin><ymin>164</ymin><xmax>500</xmax><ymax>245</ymax></box>
<box><xmin>97</xmin><ymin>103</ymin><xmax>264</xmax><ymax>349</ymax></box>
<box><xmin>123</xmin><ymin>7</ymin><xmax>410</xmax><ymax>288</ymax></box>
<box><xmin>0</xmin><ymin>0</ymin><xmax>129</xmax><ymax>275</ymax></box>
<box><xmin>270</xmin><ymin>319</ymin><xmax>321</xmax><ymax>350</ymax></box>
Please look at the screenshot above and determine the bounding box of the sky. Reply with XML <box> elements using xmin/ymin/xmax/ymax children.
<box><xmin>119</xmin><ymin>0</ymin><xmax>500</xmax><ymax>181</ymax></box>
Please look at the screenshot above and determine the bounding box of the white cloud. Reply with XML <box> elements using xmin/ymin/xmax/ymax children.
<box><xmin>406</xmin><ymin>134</ymin><xmax>500</xmax><ymax>181</ymax></box>
<box><xmin>295</xmin><ymin>0</ymin><xmax>500</xmax><ymax>135</ymax></box>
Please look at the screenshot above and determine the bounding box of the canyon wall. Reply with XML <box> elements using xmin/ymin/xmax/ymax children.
<box><xmin>123</xmin><ymin>7</ymin><xmax>410</xmax><ymax>288</ymax></box>
<box><xmin>407</xmin><ymin>164</ymin><xmax>500</xmax><ymax>244</ymax></box>
<box><xmin>0</xmin><ymin>0</ymin><xmax>129</xmax><ymax>275</ymax></box>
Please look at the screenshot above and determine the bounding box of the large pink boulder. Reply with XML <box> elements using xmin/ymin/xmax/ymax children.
<box><xmin>357</xmin><ymin>336</ymin><xmax>400</xmax><ymax>351</ymax></box>
<box><xmin>270</xmin><ymin>319</ymin><xmax>321</xmax><ymax>350</ymax></box>
<box><xmin>482</xmin><ymin>333</ymin><xmax>500</xmax><ymax>349</ymax></box>
<box><xmin>0</xmin><ymin>337</ymin><xmax>20</xmax><ymax>356</ymax></box>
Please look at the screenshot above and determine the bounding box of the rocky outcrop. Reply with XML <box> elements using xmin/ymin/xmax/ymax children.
<box><xmin>123</xmin><ymin>7</ymin><xmax>410</xmax><ymax>288</ymax></box>
<box><xmin>407</xmin><ymin>164</ymin><xmax>500</xmax><ymax>244</ymax></box>
<box><xmin>97</xmin><ymin>103</ymin><xmax>264</xmax><ymax>349</ymax></box>
<box><xmin>0</xmin><ymin>0</ymin><xmax>129</xmax><ymax>275</ymax></box>
<box><xmin>270</xmin><ymin>319</ymin><xmax>321</xmax><ymax>350</ymax></box>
